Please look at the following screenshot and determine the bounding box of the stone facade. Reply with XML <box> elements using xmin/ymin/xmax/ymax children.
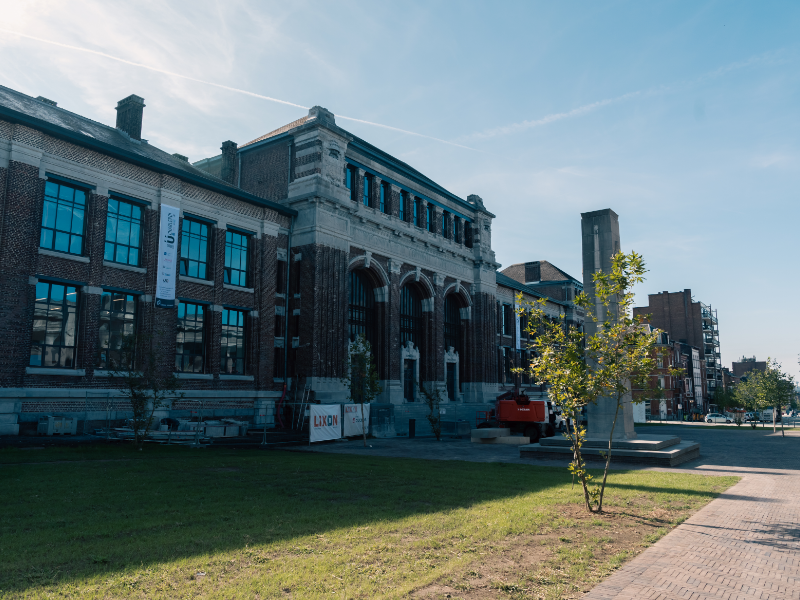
<box><xmin>0</xmin><ymin>86</ymin><xmax>576</xmax><ymax>436</ymax></box>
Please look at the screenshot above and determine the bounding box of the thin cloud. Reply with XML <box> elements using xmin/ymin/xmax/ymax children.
<box><xmin>465</xmin><ymin>91</ymin><xmax>643</xmax><ymax>140</ymax></box>
<box><xmin>464</xmin><ymin>48</ymin><xmax>796</xmax><ymax>142</ymax></box>
<box><xmin>0</xmin><ymin>28</ymin><xmax>475</xmax><ymax>151</ymax></box>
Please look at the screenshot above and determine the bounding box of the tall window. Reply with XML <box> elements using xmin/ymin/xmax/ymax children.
<box><xmin>346</xmin><ymin>166</ymin><xmax>356</xmax><ymax>201</ymax></box>
<box><xmin>414</xmin><ymin>198</ymin><xmax>421</xmax><ymax>227</ymax></box>
<box><xmin>176</xmin><ymin>302</ymin><xmax>205</xmax><ymax>372</ymax></box>
<box><xmin>30</xmin><ymin>282</ymin><xmax>79</xmax><ymax>368</ymax></box>
<box><xmin>400</xmin><ymin>285</ymin><xmax>423</xmax><ymax>348</ymax></box>
<box><xmin>444</xmin><ymin>294</ymin><xmax>462</xmax><ymax>354</ymax></box>
<box><xmin>98</xmin><ymin>291</ymin><xmax>136</xmax><ymax>369</ymax></box>
<box><xmin>40</xmin><ymin>180</ymin><xmax>87</xmax><ymax>255</ymax></box>
<box><xmin>380</xmin><ymin>183</ymin><xmax>387</xmax><ymax>213</ymax></box>
<box><xmin>349</xmin><ymin>270</ymin><xmax>374</xmax><ymax>343</ymax></box>
<box><xmin>180</xmin><ymin>219</ymin><xmax>210</xmax><ymax>279</ymax></box>
<box><xmin>363</xmin><ymin>175</ymin><xmax>371</xmax><ymax>207</ymax></box>
<box><xmin>426</xmin><ymin>204</ymin><xmax>433</xmax><ymax>232</ymax></box>
<box><xmin>221</xmin><ymin>308</ymin><xmax>246</xmax><ymax>375</ymax></box>
<box><xmin>500</xmin><ymin>347</ymin><xmax>513</xmax><ymax>385</ymax></box>
<box><xmin>442</xmin><ymin>211</ymin><xmax>450</xmax><ymax>239</ymax></box>
<box><xmin>399</xmin><ymin>192</ymin><xmax>406</xmax><ymax>221</ymax></box>
<box><xmin>104</xmin><ymin>198</ymin><xmax>143</xmax><ymax>266</ymax></box>
<box><xmin>224</xmin><ymin>230</ymin><xmax>249</xmax><ymax>287</ymax></box>
<box><xmin>276</xmin><ymin>260</ymin><xmax>287</xmax><ymax>293</ymax></box>
<box><xmin>454</xmin><ymin>216</ymin><xmax>462</xmax><ymax>243</ymax></box>
<box><xmin>502</xmin><ymin>304</ymin><xmax>514</xmax><ymax>336</ymax></box>
<box><xmin>273</xmin><ymin>347</ymin><xmax>285</xmax><ymax>379</ymax></box>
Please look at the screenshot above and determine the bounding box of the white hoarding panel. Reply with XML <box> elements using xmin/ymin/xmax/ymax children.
<box><xmin>343</xmin><ymin>403</ymin><xmax>370</xmax><ymax>437</ymax></box>
<box><xmin>155</xmin><ymin>204</ymin><xmax>180</xmax><ymax>308</ymax></box>
<box><xmin>310</xmin><ymin>404</ymin><xmax>342</xmax><ymax>442</ymax></box>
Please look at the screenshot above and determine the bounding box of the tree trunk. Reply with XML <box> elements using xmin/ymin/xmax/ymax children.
<box><xmin>361</xmin><ymin>402</ymin><xmax>367</xmax><ymax>447</ymax></box>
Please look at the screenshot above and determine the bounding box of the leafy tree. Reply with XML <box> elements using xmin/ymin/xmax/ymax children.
<box><xmin>519</xmin><ymin>251</ymin><xmax>661</xmax><ymax>513</ymax></box>
<box><xmin>418</xmin><ymin>382</ymin><xmax>444</xmax><ymax>441</ymax></box>
<box><xmin>734</xmin><ymin>358</ymin><xmax>795</xmax><ymax>432</ymax></box>
<box><xmin>342</xmin><ymin>335</ymin><xmax>382</xmax><ymax>446</ymax></box>
<box><xmin>108</xmin><ymin>333</ymin><xmax>182</xmax><ymax>448</ymax></box>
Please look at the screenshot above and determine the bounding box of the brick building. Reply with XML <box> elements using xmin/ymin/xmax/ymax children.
<box><xmin>633</xmin><ymin>289</ymin><xmax>719</xmax><ymax>412</ymax></box>
<box><xmin>0</xmin><ymin>86</ymin><xmax>573</xmax><ymax>436</ymax></box>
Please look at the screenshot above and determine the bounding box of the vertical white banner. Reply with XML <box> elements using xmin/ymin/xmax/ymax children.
<box><xmin>155</xmin><ymin>204</ymin><xmax>180</xmax><ymax>308</ymax></box>
<box><xmin>515</xmin><ymin>302</ymin><xmax>521</xmax><ymax>350</ymax></box>
<box><xmin>343</xmin><ymin>403</ymin><xmax>370</xmax><ymax>437</ymax></box>
<box><xmin>310</xmin><ymin>404</ymin><xmax>342</xmax><ymax>442</ymax></box>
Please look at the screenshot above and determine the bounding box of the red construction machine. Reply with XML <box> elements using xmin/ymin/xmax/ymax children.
<box><xmin>475</xmin><ymin>390</ymin><xmax>556</xmax><ymax>443</ymax></box>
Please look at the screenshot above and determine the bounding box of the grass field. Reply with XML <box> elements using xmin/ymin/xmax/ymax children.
<box><xmin>0</xmin><ymin>444</ymin><xmax>738</xmax><ymax>599</ymax></box>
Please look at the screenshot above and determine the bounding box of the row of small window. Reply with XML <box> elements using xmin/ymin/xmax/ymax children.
<box><xmin>40</xmin><ymin>180</ymin><xmax>251</xmax><ymax>287</ymax></box>
<box><xmin>29</xmin><ymin>281</ymin><xmax>248</xmax><ymax>375</ymax></box>
<box><xmin>345</xmin><ymin>166</ymin><xmax>468</xmax><ymax>243</ymax></box>
<box><xmin>499</xmin><ymin>347</ymin><xmax>535</xmax><ymax>386</ymax></box>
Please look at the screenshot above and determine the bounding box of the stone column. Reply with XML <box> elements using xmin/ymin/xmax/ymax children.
<box><xmin>580</xmin><ymin>208</ymin><xmax>636</xmax><ymax>440</ymax></box>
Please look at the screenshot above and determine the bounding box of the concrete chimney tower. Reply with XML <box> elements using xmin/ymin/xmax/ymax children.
<box><xmin>115</xmin><ymin>95</ymin><xmax>145</xmax><ymax>140</ymax></box>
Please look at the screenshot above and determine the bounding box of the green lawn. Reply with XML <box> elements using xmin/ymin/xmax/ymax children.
<box><xmin>0</xmin><ymin>445</ymin><xmax>738</xmax><ymax>599</ymax></box>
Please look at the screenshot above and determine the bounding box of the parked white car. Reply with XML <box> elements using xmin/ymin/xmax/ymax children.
<box><xmin>706</xmin><ymin>413</ymin><xmax>731</xmax><ymax>424</ymax></box>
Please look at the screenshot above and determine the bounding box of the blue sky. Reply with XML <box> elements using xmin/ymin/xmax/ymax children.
<box><xmin>2</xmin><ymin>1</ymin><xmax>798</xmax><ymax>379</ymax></box>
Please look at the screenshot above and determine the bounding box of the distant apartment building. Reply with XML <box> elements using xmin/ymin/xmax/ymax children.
<box><xmin>731</xmin><ymin>356</ymin><xmax>767</xmax><ymax>379</ymax></box>
<box><xmin>633</xmin><ymin>289</ymin><xmax>719</xmax><ymax>410</ymax></box>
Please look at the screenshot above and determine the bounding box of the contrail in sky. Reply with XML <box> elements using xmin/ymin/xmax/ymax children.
<box><xmin>0</xmin><ymin>29</ymin><xmax>475</xmax><ymax>151</ymax></box>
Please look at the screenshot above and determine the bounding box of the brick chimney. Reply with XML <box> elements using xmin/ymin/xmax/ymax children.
<box><xmin>220</xmin><ymin>140</ymin><xmax>238</xmax><ymax>185</ymax></box>
<box><xmin>115</xmin><ymin>95</ymin><xmax>145</xmax><ymax>140</ymax></box>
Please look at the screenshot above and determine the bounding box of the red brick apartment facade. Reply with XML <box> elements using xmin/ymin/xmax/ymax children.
<box><xmin>0</xmin><ymin>87</ymin><xmax>576</xmax><ymax>436</ymax></box>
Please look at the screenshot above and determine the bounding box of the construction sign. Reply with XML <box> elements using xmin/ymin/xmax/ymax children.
<box><xmin>310</xmin><ymin>404</ymin><xmax>341</xmax><ymax>443</ymax></box>
<box><xmin>343</xmin><ymin>403</ymin><xmax>370</xmax><ymax>437</ymax></box>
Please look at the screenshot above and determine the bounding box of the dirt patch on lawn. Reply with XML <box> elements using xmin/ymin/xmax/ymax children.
<box><xmin>413</xmin><ymin>504</ymin><xmax>674</xmax><ymax>600</ymax></box>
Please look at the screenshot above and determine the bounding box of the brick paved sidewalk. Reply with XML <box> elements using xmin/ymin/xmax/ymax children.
<box><xmin>584</xmin><ymin>466</ymin><xmax>800</xmax><ymax>600</ymax></box>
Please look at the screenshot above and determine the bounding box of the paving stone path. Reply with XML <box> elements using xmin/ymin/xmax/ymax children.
<box><xmin>585</xmin><ymin>464</ymin><xmax>800</xmax><ymax>600</ymax></box>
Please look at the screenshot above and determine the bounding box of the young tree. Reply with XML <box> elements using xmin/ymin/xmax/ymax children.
<box><xmin>342</xmin><ymin>335</ymin><xmax>382</xmax><ymax>446</ymax></box>
<box><xmin>108</xmin><ymin>333</ymin><xmax>182</xmax><ymax>448</ymax></box>
<box><xmin>418</xmin><ymin>382</ymin><xmax>444</xmax><ymax>441</ymax></box>
<box><xmin>519</xmin><ymin>251</ymin><xmax>661</xmax><ymax>513</ymax></box>
<box><xmin>734</xmin><ymin>358</ymin><xmax>795</xmax><ymax>432</ymax></box>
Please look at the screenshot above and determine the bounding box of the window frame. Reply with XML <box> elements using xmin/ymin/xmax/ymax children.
<box><xmin>363</xmin><ymin>174</ymin><xmax>371</xmax><ymax>207</ymax></box>
<box><xmin>221</xmin><ymin>308</ymin><xmax>247</xmax><ymax>375</ymax></box>
<box><xmin>454</xmin><ymin>216</ymin><xmax>462</xmax><ymax>243</ymax></box>
<box><xmin>379</xmin><ymin>182</ymin><xmax>388</xmax><ymax>214</ymax></box>
<box><xmin>175</xmin><ymin>301</ymin><xmax>207</xmax><ymax>373</ymax></box>
<box><xmin>30</xmin><ymin>281</ymin><xmax>80</xmax><ymax>368</ymax></box>
<box><xmin>104</xmin><ymin>197</ymin><xmax>145</xmax><ymax>267</ymax></box>
<box><xmin>39</xmin><ymin>180</ymin><xmax>88</xmax><ymax>256</ymax></box>
<box><xmin>426</xmin><ymin>204</ymin><xmax>433</xmax><ymax>232</ymax></box>
<box><xmin>179</xmin><ymin>218</ymin><xmax>211</xmax><ymax>280</ymax></box>
<box><xmin>346</xmin><ymin>166</ymin><xmax>357</xmax><ymax>201</ymax></box>
<box><xmin>223</xmin><ymin>229</ymin><xmax>250</xmax><ymax>288</ymax></box>
<box><xmin>98</xmin><ymin>290</ymin><xmax>137</xmax><ymax>370</ymax></box>
<box><xmin>399</xmin><ymin>191</ymin><xmax>406</xmax><ymax>221</ymax></box>
<box><xmin>414</xmin><ymin>198</ymin><xmax>421</xmax><ymax>228</ymax></box>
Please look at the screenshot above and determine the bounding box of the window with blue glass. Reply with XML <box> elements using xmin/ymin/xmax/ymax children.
<box><xmin>98</xmin><ymin>291</ymin><xmax>136</xmax><ymax>369</ymax></box>
<box><xmin>426</xmin><ymin>205</ymin><xmax>433</xmax><ymax>232</ymax></box>
<box><xmin>442</xmin><ymin>211</ymin><xmax>450</xmax><ymax>239</ymax></box>
<box><xmin>104</xmin><ymin>198</ymin><xmax>143</xmax><ymax>266</ymax></box>
<box><xmin>414</xmin><ymin>198</ymin><xmax>421</xmax><ymax>227</ymax></box>
<box><xmin>180</xmin><ymin>219</ymin><xmax>210</xmax><ymax>279</ymax></box>
<box><xmin>380</xmin><ymin>183</ymin><xmax>387</xmax><ymax>213</ymax></box>
<box><xmin>176</xmin><ymin>302</ymin><xmax>205</xmax><ymax>372</ymax></box>
<box><xmin>40</xmin><ymin>180</ymin><xmax>87</xmax><ymax>255</ymax></box>
<box><xmin>363</xmin><ymin>175</ymin><xmax>371</xmax><ymax>207</ymax></box>
<box><xmin>399</xmin><ymin>192</ymin><xmax>406</xmax><ymax>221</ymax></box>
<box><xmin>221</xmin><ymin>308</ymin><xmax>246</xmax><ymax>375</ymax></box>
<box><xmin>224</xmin><ymin>230</ymin><xmax>249</xmax><ymax>287</ymax></box>
<box><xmin>30</xmin><ymin>282</ymin><xmax>79</xmax><ymax>368</ymax></box>
<box><xmin>346</xmin><ymin>166</ymin><xmax>356</xmax><ymax>201</ymax></box>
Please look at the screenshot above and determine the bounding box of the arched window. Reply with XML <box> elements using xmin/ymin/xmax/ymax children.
<box><xmin>400</xmin><ymin>285</ymin><xmax>423</xmax><ymax>348</ymax></box>
<box><xmin>349</xmin><ymin>270</ymin><xmax>374</xmax><ymax>343</ymax></box>
<box><xmin>444</xmin><ymin>294</ymin><xmax>462</xmax><ymax>355</ymax></box>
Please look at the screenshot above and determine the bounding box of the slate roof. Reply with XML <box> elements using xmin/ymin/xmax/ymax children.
<box><xmin>0</xmin><ymin>85</ymin><xmax>295</xmax><ymax>216</ymax></box>
<box><xmin>495</xmin><ymin>271</ymin><xmax>566</xmax><ymax>306</ymax></box>
<box><xmin>241</xmin><ymin>116</ymin><xmax>308</xmax><ymax>148</ymax></box>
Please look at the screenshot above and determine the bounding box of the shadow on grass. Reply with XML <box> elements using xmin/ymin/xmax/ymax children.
<box><xmin>0</xmin><ymin>444</ymin><xmax>728</xmax><ymax>595</ymax></box>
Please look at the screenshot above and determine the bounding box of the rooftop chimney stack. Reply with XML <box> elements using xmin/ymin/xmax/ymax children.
<box><xmin>220</xmin><ymin>140</ymin><xmax>238</xmax><ymax>185</ymax></box>
<box><xmin>115</xmin><ymin>94</ymin><xmax>145</xmax><ymax>140</ymax></box>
